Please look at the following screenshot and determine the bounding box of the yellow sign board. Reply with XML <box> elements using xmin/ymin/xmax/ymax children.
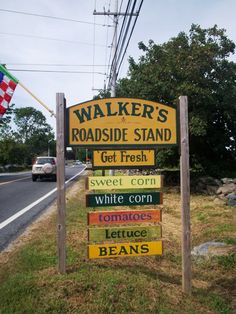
<box><xmin>92</xmin><ymin>149</ymin><xmax>156</xmax><ymax>168</ymax></box>
<box><xmin>66</xmin><ymin>98</ymin><xmax>177</xmax><ymax>147</ymax></box>
<box><xmin>88</xmin><ymin>241</ymin><xmax>163</xmax><ymax>259</ymax></box>
<box><xmin>87</xmin><ymin>175</ymin><xmax>162</xmax><ymax>190</ymax></box>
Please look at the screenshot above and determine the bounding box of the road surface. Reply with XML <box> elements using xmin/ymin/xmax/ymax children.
<box><xmin>0</xmin><ymin>164</ymin><xmax>86</xmax><ymax>251</ymax></box>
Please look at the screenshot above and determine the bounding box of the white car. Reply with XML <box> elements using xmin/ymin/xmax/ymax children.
<box><xmin>32</xmin><ymin>156</ymin><xmax>57</xmax><ymax>182</ymax></box>
<box><xmin>74</xmin><ymin>160</ymin><xmax>82</xmax><ymax>165</ymax></box>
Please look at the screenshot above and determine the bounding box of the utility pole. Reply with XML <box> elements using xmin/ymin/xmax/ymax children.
<box><xmin>110</xmin><ymin>0</ymin><xmax>118</xmax><ymax>101</ymax></box>
<box><xmin>94</xmin><ymin>2</ymin><xmax>138</xmax><ymax>176</ymax></box>
<box><xmin>93</xmin><ymin>1</ymin><xmax>138</xmax><ymax>95</ymax></box>
<box><xmin>94</xmin><ymin>0</ymin><xmax>118</xmax><ymax>176</ymax></box>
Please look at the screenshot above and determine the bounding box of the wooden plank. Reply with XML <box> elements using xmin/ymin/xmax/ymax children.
<box><xmin>87</xmin><ymin>175</ymin><xmax>162</xmax><ymax>190</ymax></box>
<box><xmin>88</xmin><ymin>225</ymin><xmax>162</xmax><ymax>242</ymax></box>
<box><xmin>56</xmin><ymin>93</ymin><xmax>66</xmax><ymax>274</ymax></box>
<box><xmin>179</xmin><ymin>96</ymin><xmax>191</xmax><ymax>295</ymax></box>
<box><xmin>88</xmin><ymin>209</ymin><xmax>162</xmax><ymax>226</ymax></box>
<box><xmin>86</xmin><ymin>192</ymin><xmax>163</xmax><ymax>207</ymax></box>
<box><xmin>92</xmin><ymin>149</ymin><xmax>156</xmax><ymax>169</ymax></box>
<box><xmin>88</xmin><ymin>241</ymin><xmax>163</xmax><ymax>259</ymax></box>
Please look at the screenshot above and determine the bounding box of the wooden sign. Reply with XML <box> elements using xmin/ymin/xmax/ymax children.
<box><xmin>86</xmin><ymin>192</ymin><xmax>163</xmax><ymax>207</ymax></box>
<box><xmin>86</xmin><ymin>175</ymin><xmax>162</xmax><ymax>190</ymax></box>
<box><xmin>66</xmin><ymin>98</ymin><xmax>177</xmax><ymax>147</ymax></box>
<box><xmin>88</xmin><ymin>225</ymin><xmax>162</xmax><ymax>242</ymax></box>
<box><xmin>88</xmin><ymin>209</ymin><xmax>162</xmax><ymax>226</ymax></box>
<box><xmin>88</xmin><ymin>241</ymin><xmax>163</xmax><ymax>259</ymax></box>
<box><xmin>92</xmin><ymin>149</ymin><xmax>156</xmax><ymax>169</ymax></box>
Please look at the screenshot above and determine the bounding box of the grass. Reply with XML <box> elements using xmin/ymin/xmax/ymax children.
<box><xmin>196</xmin><ymin>289</ymin><xmax>235</xmax><ymax>314</ymax></box>
<box><xmin>0</xmin><ymin>176</ymin><xmax>235</xmax><ymax>313</ymax></box>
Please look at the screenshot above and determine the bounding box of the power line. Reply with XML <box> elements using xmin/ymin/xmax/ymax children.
<box><xmin>104</xmin><ymin>9</ymin><xmax>110</xmax><ymax>89</ymax></box>
<box><xmin>119</xmin><ymin>0</ymin><xmax>124</xmax><ymax>14</ymax></box>
<box><xmin>8</xmin><ymin>68</ymin><xmax>106</xmax><ymax>75</ymax></box>
<box><xmin>116</xmin><ymin>0</ymin><xmax>143</xmax><ymax>78</ymax></box>
<box><xmin>92</xmin><ymin>0</ymin><xmax>97</xmax><ymax>90</ymax></box>
<box><xmin>107</xmin><ymin>0</ymin><xmax>133</xmax><ymax>89</ymax></box>
<box><xmin>107</xmin><ymin>0</ymin><xmax>142</xmax><ymax>90</ymax></box>
<box><xmin>0</xmin><ymin>31</ymin><xmax>106</xmax><ymax>47</ymax></box>
<box><xmin>4</xmin><ymin>63</ymin><xmax>108</xmax><ymax>67</ymax></box>
<box><xmin>0</xmin><ymin>8</ymin><xmax>112</xmax><ymax>27</ymax></box>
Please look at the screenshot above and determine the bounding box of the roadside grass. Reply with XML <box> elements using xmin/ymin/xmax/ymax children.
<box><xmin>0</xmin><ymin>176</ymin><xmax>235</xmax><ymax>313</ymax></box>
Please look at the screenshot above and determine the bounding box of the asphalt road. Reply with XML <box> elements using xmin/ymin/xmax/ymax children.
<box><xmin>0</xmin><ymin>164</ymin><xmax>86</xmax><ymax>251</ymax></box>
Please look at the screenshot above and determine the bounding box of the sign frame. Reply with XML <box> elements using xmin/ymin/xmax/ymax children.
<box><xmin>91</xmin><ymin>149</ymin><xmax>157</xmax><ymax>169</ymax></box>
<box><xmin>65</xmin><ymin>97</ymin><xmax>179</xmax><ymax>148</ymax></box>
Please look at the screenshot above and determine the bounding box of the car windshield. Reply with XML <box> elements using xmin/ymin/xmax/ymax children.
<box><xmin>36</xmin><ymin>158</ymin><xmax>54</xmax><ymax>165</ymax></box>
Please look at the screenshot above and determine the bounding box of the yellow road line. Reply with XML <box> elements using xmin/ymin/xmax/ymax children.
<box><xmin>0</xmin><ymin>177</ymin><xmax>29</xmax><ymax>186</ymax></box>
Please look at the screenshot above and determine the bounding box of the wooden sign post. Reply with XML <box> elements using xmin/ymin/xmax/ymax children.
<box><xmin>61</xmin><ymin>95</ymin><xmax>191</xmax><ymax>294</ymax></box>
<box><xmin>179</xmin><ymin>96</ymin><xmax>191</xmax><ymax>295</ymax></box>
<box><xmin>56</xmin><ymin>93</ymin><xmax>66</xmax><ymax>274</ymax></box>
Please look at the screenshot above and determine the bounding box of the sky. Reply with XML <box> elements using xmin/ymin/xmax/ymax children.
<box><xmin>1</xmin><ymin>0</ymin><xmax>236</xmax><ymax>133</ymax></box>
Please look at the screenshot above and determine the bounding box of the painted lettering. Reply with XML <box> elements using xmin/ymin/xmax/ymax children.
<box><xmin>157</xmin><ymin>108</ymin><xmax>168</xmax><ymax>122</ymax></box>
<box><xmin>105</xmin><ymin>228</ymin><xmax>148</xmax><ymax>239</ymax></box>
<box><xmin>97</xmin><ymin>243</ymin><xmax>150</xmax><ymax>257</ymax></box>
<box><xmin>134</xmin><ymin>128</ymin><xmax>172</xmax><ymax>142</ymax></box>
<box><xmin>72</xmin><ymin>101</ymin><xmax>170</xmax><ymax>123</ymax></box>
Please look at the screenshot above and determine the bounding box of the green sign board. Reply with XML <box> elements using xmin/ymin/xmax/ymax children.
<box><xmin>86</xmin><ymin>192</ymin><xmax>163</xmax><ymax>207</ymax></box>
<box><xmin>88</xmin><ymin>225</ymin><xmax>162</xmax><ymax>242</ymax></box>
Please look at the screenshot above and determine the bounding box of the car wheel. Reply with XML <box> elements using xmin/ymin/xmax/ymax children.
<box><xmin>32</xmin><ymin>175</ymin><xmax>37</xmax><ymax>182</ymax></box>
<box><xmin>53</xmin><ymin>175</ymin><xmax>57</xmax><ymax>182</ymax></box>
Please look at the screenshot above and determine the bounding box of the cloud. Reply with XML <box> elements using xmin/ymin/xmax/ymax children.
<box><xmin>1</xmin><ymin>0</ymin><xmax>235</xmax><ymax>133</ymax></box>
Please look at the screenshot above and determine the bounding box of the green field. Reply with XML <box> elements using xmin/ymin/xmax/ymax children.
<box><xmin>0</xmin><ymin>176</ymin><xmax>235</xmax><ymax>314</ymax></box>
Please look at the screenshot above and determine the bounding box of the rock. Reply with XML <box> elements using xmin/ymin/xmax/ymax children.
<box><xmin>208</xmin><ymin>245</ymin><xmax>236</xmax><ymax>256</ymax></box>
<box><xmin>221</xmin><ymin>178</ymin><xmax>236</xmax><ymax>184</ymax></box>
<box><xmin>213</xmin><ymin>197</ymin><xmax>226</xmax><ymax>205</ymax></box>
<box><xmin>227</xmin><ymin>198</ymin><xmax>236</xmax><ymax>207</ymax></box>
<box><xmin>216</xmin><ymin>183</ymin><xmax>236</xmax><ymax>195</ymax></box>
<box><xmin>226</xmin><ymin>193</ymin><xmax>236</xmax><ymax>200</ymax></box>
<box><xmin>194</xmin><ymin>176</ymin><xmax>222</xmax><ymax>194</ymax></box>
<box><xmin>206</xmin><ymin>185</ymin><xmax>219</xmax><ymax>195</ymax></box>
<box><xmin>191</xmin><ymin>241</ymin><xmax>226</xmax><ymax>257</ymax></box>
<box><xmin>199</xmin><ymin>176</ymin><xmax>221</xmax><ymax>186</ymax></box>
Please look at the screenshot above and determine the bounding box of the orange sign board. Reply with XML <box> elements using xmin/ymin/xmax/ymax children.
<box><xmin>66</xmin><ymin>98</ymin><xmax>177</xmax><ymax>147</ymax></box>
<box><xmin>88</xmin><ymin>209</ymin><xmax>162</xmax><ymax>226</ymax></box>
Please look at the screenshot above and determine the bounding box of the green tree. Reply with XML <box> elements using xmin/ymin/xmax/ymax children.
<box><xmin>0</xmin><ymin>106</ymin><xmax>55</xmax><ymax>167</ymax></box>
<box><xmin>0</xmin><ymin>136</ymin><xmax>27</xmax><ymax>165</ymax></box>
<box><xmin>116</xmin><ymin>24</ymin><xmax>236</xmax><ymax>175</ymax></box>
<box><xmin>0</xmin><ymin>103</ymin><xmax>15</xmax><ymax>139</ymax></box>
<box><xmin>14</xmin><ymin>107</ymin><xmax>53</xmax><ymax>143</ymax></box>
<box><xmin>13</xmin><ymin>107</ymin><xmax>55</xmax><ymax>163</ymax></box>
<box><xmin>93</xmin><ymin>89</ymin><xmax>111</xmax><ymax>100</ymax></box>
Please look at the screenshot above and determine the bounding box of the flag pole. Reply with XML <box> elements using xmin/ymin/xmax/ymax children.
<box><xmin>18</xmin><ymin>81</ymin><xmax>56</xmax><ymax>117</ymax></box>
